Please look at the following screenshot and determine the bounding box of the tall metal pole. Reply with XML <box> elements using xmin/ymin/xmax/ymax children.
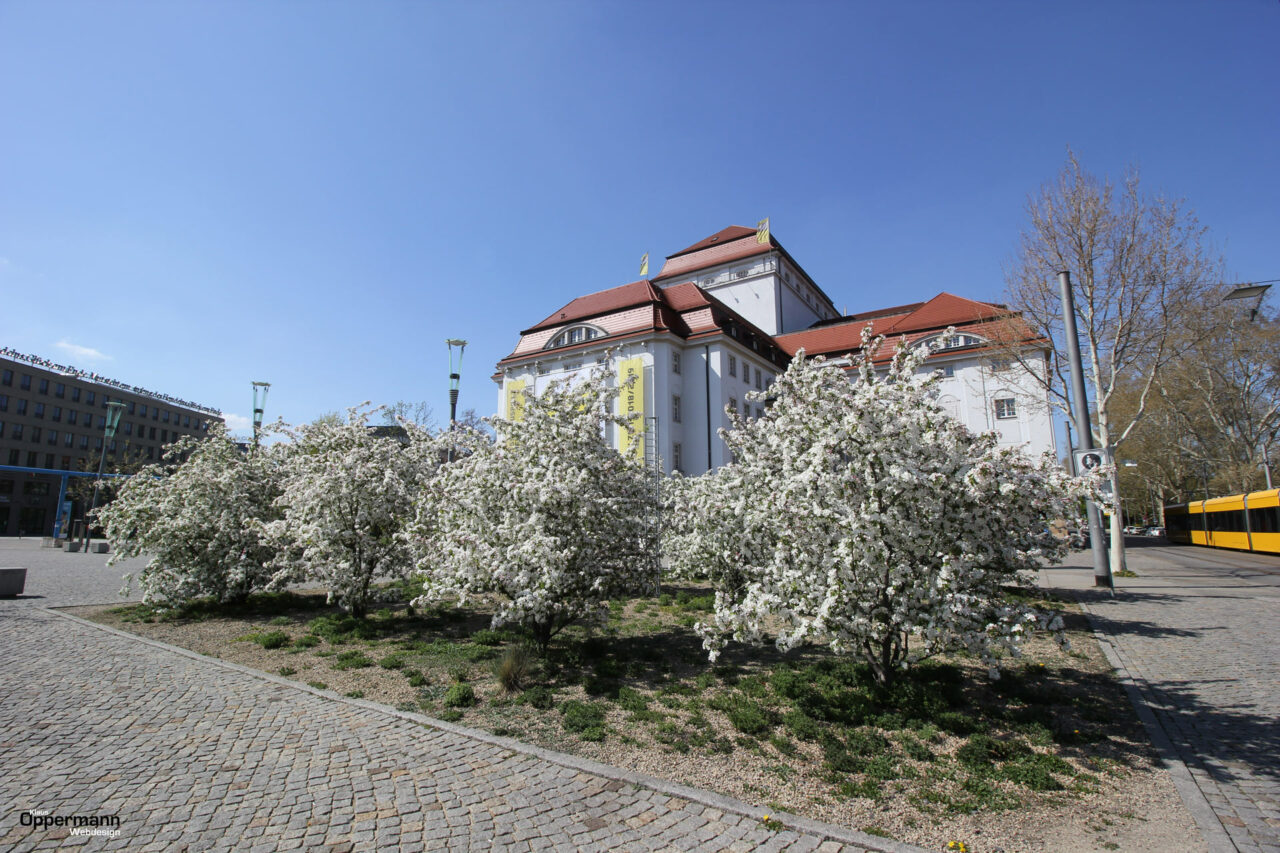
<box><xmin>1059</xmin><ymin>271</ymin><xmax>1113</xmax><ymax>590</ymax></box>
<box><xmin>83</xmin><ymin>401</ymin><xmax>125</xmax><ymax>553</ymax></box>
<box><xmin>446</xmin><ymin>339</ymin><xmax>467</xmax><ymax>463</ymax></box>
<box><xmin>252</xmin><ymin>381</ymin><xmax>271</xmax><ymax>448</ymax></box>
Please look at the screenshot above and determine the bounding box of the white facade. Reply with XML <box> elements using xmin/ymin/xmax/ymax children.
<box><xmin>496</xmin><ymin>227</ymin><xmax>1058</xmax><ymax>475</ymax></box>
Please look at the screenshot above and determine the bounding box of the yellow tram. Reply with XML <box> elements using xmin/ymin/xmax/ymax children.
<box><xmin>1164</xmin><ymin>488</ymin><xmax>1280</xmax><ymax>554</ymax></box>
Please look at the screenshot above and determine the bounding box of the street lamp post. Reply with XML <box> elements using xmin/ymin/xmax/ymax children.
<box><xmin>83</xmin><ymin>400</ymin><xmax>126</xmax><ymax>552</ymax></box>
<box><xmin>1058</xmin><ymin>271</ymin><xmax>1113</xmax><ymax>590</ymax></box>
<box><xmin>1224</xmin><ymin>284</ymin><xmax>1274</xmax><ymax>488</ymax></box>
<box><xmin>252</xmin><ymin>381</ymin><xmax>271</xmax><ymax>447</ymax></box>
<box><xmin>446</xmin><ymin>340</ymin><xmax>467</xmax><ymax>426</ymax></box>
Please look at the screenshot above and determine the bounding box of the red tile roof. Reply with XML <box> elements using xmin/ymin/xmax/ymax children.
<box><xmin>666</xmin><ymin>225</ymin><xmax>760</xmax><ymax>259</ymax></box>
<box><xmin>523</xmin><ymin>280</ymin><xmax>663</xmax><ymax>334</ymax></box>
<box><xmin>776</xmin><ymin>293</ymin><xmax>1037</xmax><ymax>359</ymax></box>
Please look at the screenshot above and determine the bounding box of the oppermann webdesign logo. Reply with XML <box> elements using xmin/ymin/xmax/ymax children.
<box><xmin>20</xmin><ymin>809</ymin><xmax>122</xmax><ymax>838</ymax></box>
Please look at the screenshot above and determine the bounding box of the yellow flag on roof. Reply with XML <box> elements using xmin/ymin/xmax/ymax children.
<box><xmin>639</xmin><ymin>252</ymin><xmax>649</xmax><ymax>277</ymax></box>
<box><xmin>756</xmin><ymin>217</ymin><xmax>770</xmax><ymax>244</ymax></box>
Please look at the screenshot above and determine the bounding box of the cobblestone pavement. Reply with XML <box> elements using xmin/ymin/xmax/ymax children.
<box><xmin>0</xmin><ymin>542</ymin><xmax>906</xmax><ymax>853</ymax></box>
<box><xmin>1041</xmin><ymin>541</ymin><xmax>1280</xmax><ymax>853</ymax></box>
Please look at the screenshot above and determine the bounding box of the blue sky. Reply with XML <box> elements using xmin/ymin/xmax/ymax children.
<box><xmin>2</xmin><ymin>1</ymin><xmax>1276</xmax><ymax>438</ymax></box>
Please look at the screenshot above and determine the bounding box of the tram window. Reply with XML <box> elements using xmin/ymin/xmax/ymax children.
<box><xmin>1250</xmin><ymin>507</ymin><xmax>1279</xmax><ymax>533</ymax></box>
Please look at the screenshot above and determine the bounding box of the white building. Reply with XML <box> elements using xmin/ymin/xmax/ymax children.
<box><xmin>495</xmin><ymin>225</ymin><xmax>1056</xmax><ymax>473</ymax></box>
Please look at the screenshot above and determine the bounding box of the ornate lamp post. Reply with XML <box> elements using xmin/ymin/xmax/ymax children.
<box><xmin>446</xmin><ymin>340</ymin><xmax>467</xmax><ymax>426</ymax></box>
<box><xmin>83</xmin><ymin>400</ymin><xmax>126</xmax><ymax>552</ymax></box>
<box><xmin>252</xmin><ymin>381</ymin><xmax>271</xmax><ymax>447</ymax></box>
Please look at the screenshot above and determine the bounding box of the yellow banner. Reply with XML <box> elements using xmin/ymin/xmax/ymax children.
<box><xmin>505</xmin><ymin>379</ymin><xmax>527</xmax><ymax>422</ymax></box>
<box><xmin>618</xmin><ymin>357</ymin><xmax>645</xmax><ymax>461</ymax></box>
<box><xmin>639</xmin><ymin>252</ymin><xmax>649</xmax><ymax>277</ymax></box>
<box><xmin>756</xmin><ymin>217</ymin><xmax>770</xmax><ymax>244</ymax></box>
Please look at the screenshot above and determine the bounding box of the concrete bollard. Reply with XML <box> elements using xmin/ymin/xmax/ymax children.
<box><xmin>93</xmin><ymin>542</ymin><xmax>109</xmax><ymax>554</ymax></box>
<box><xmin>66</xmin><ymin>541</ymin><xmax>82</xmax><ymax>553</ymax></box>
<box><xmin>0</xmin><ymin>568</ymin><xmax>27</xmax><ymax>597</ymax></box>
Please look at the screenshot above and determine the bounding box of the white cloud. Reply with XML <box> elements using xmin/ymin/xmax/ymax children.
<box><xmin>222</xmin><ymin>413</ymin><xmax>252</xmax><ymax>432</ymax></box>
<box><xmin>55</xmin><ymin>339</ymin><xmax>113</xmax><ymax>361</ymax></box>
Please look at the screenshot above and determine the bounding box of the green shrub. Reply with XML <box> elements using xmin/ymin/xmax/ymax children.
<box><xmin>956</xmin><ymin>733</ymin><xmax>1032</xmax><ymax>771</ymax></box>
<box><xmin>331</xmin><ymin>650</ymin><xmax>374</xmax><ymax>670</ymax></box>
<box><xmin>293</xmin><ymin>634</ymin><xmax>322</xmax><ymax>649</ymax></box>
<box><xmin>405</xmin><ymin>670</ymin><xmax>428</xmax><ymax>687</ymax></box>
<box><xmin>782</xmin><ymin>709</ymin><xmax>822</xmax><ymax>741</ymax></box>
<box><xmin>560</xmin><ymin>700</ymin><xmax>607</xmax><ymax>741</ymax></box>
<box><xmin>378</xmin><ymin>653</ymin><xmax>407</xmax><ymax>670</ymax></box>
<box><xmin>471</xmin><ymin>629</ymin><xmax>507</xmax><ymax>646</ymax></box>
<box><xmin>616</xmin><ymin>687</ymin><xmax>650</xmax><ymax>713</ymax></box>
<box><xmin>444</xmin><ymin>683</ymin><xmax>477</xmax><ymax>708</ymax></box>
<box><xmin>520</xmin><ymin>685</ymin><xmax>555</xmax><ymax>710</ymax></box>
<box><xmin>253</xmin><ymin>630</ymin><xmax>291</xmax><ymax>650</ymax></box>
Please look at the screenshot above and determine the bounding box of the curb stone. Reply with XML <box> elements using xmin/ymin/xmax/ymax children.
<box><xmin>47</xmin><ymin>606</ymin><xmax>930</xmax><ymax>853</ymax></box>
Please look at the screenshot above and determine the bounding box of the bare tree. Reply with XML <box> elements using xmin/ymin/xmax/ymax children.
<box><xmin>381</xmin><ymin>400</ymin><xmax>436</xmax><ymax>428</ymax></box>
<box><xmin>998</xmin><ymin>151</ymin><xmax>1220</xmax><ymax>572</ymax></box>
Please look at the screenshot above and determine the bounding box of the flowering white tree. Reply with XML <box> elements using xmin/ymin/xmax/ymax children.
<box><xmin>680</xmin><ymin>329</ymin><xmax>1090</xmax><ymax>684</ymax></box>
<box><xmin>409</xmin><ymin>367</ymin><xmax>657</xmax><ymax>651</ymax></box>
<box><xmin>100</xmin><ymin>424</ymin><xmax>288</xmax><ymax>606</ymax></box>
<box><xmin>266</xmin><ymin>406</ymin><xmax>442</xmax><ymax>616</ymax></box>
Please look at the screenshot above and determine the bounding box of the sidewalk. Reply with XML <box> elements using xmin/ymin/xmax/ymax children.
<box><xmin>1039</xmin><ymin>542</ymin><xmax>1280</xmax><ymax>853</ymax></box>
<box><xmin>0</xmin><ymin>540</ymin><xmax>912</xmax><ymax>853</ymax></box>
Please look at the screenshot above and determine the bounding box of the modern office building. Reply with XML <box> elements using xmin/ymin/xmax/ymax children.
<box><xmin>0</xmin><ymin>348</ymin><xmax>222</xmax><ymax>537</ymax></box>
<box><xmin>494</xmin><ymin>225</ymin><xmax>1055</xmax><ymax>474</ymax></box>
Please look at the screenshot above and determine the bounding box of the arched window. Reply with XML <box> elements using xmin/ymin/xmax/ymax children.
<box><xmin>916</xmin><ymin>332</ymin><xmax>988</xmax><ymax>351</ymax></box>
<box><xmin>545</xmin><ymin>325</ymin><xmax>605</xmax><ymax>350</ymax></box>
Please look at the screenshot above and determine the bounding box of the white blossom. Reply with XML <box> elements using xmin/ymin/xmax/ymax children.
<box><xmin>672</xmin><ymin>328</ymin><xmax>1092</xmax><ymax>683</ymax></box>
<box><xmin>100</xmin><ymin>424</ymin><xmax>288</xmax><ymax>606</ymax></box>
<box><xmin>408</xmin><ymin>367</ymin><xmax>657</xmax><ymax>650</ymax></box>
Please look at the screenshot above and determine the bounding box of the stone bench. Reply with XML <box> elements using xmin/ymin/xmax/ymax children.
<box><xmin>0</xmin><ymin>567</ymin><xmax>27</xmax><ymax>597</ymax></box>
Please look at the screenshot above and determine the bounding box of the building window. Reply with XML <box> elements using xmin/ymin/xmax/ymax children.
<box><xmin>183</xmin><ymin>415</ymin><xmax>191</xmax><ymax>428</ymax></box>
<box><xmin>139</xmin><ymin>404</ymin><xmax>147</xmax><ymax>417</ymax></box>
<box><xmin>0</xmin><ymin>394</ymin><xmax>6</xmax><ymax>412</ymax></box>
<box><xmin>51</xmin><ymin>406</ymin><xmax>61</xmax><ymax>422</ymax></box>
<box><xmin>163</xmin><ymin>410</ymin><xmax>170</xmax><ymax>423</ymax></box>
<box><xmin>1</xmin><ymin>369</ymin><xmax>11</xmax><ymax>386</ymax></box>
<box><xmin>149</xmin><ymin>427</ymin><xmax>156</xmax><ymax>440</ymax></box>
<box><xmin>728</xmin><ymin>355</ymin><xmax>736</xmax><ymax>378</ymax></box>
<box><xmin>26</xmin><ymin>451</ymin><xmax>37</xmax><ymax>467</ymax></box>
<box><xmin>61</xmin><ymin>456</ymin><xmax>70</xmax><ymax>470</ymax></box>
<box><xmin>33</xmin><ymin>403</ymin><xmax>44</xmax><ymax>419</ymax></box>
<box><xmin>729</xmin><ymin>397</ymin><xmax>738</xmax><ymax>414</ymax></box>
<box><xmin>8</xmin><ymin>449</ymin><xmax>18</xmax><ymax>465</ymax></box>
<box><xmin>68</xmin><ymin>410</ymin><xmax>77</xmax><ymax>425</ymax></box>
<box><xmin>86</xmin><ymin>391</ymin><xmax>95</xmax><ymax>406</ymax></box>
<box><xmin>995</xmin><ymin>398</ymin><xmax>1017</xmax><ymax>420</ymax></box>
<box><xmin>30</xmin><ymin>427</ymin><xmax>41</xmax><ymax>443</ymax></box>
<box><xmin>12</xmin><ymin>424</ymin><xmax>22</xmax><ymax>440</ymax></box>
<box><xmin>128</xmin><ymin>401</ymin><xmax>136</xmax><ymax>415</ymax></box>
<box><xmin>673</xmin><ymin>442</ymin><xmax>683</xmax><ymax>472</ymax></box>
<box><xmin>55</xmin><ymin>383</ymin><xmax>65</xmax><ymax>398</ymax></box>
<box><xmin>23</xmin><ymin>480</ymin><xmax>48</xmax><ymax>496</ymax></box>
<box><xmin>47</xmin><ymin>429</ymin><xmax>58</xmax><ymax>445</ymax></box>
<box><xmin>546</xmin><ymin>325</ymin><xmax>602</xmax><ymax>350</ymax></box>
<box><xmin>0</xmin><ymin>479</ymin><xmax>10</xmax><ymax>493</ymax></box>
<box><xmin>63</xmin><ymin>432</ymin><xmax>73</xmax><ymax>448</ymax></box>
<box><xmin>755</xmin><ymin>368</ymin><xmax>762</xmax><ymax>389</ymax></box>
<box><xmin>71</xmin><ymin>387</ymin><xmax>80</xmax><ymax>402</ymax></box>
<box><xmin>942</xmin><ymin>365</ymin><xmax>955</xmax><ymax>378</ymax></box>
<box><xmin>44</xmin><ymin>453</ymin><xmax>55</xmax><ymax>469</ymax></box>
<box><xmin>38</xmin><ymin>378</ymin><xmax>48</xmax><ymax>394</ymax></box>
<box><xmin>123</xmin><ymin>422</ymin><xmax>132</xmax><ymax>436</ymax></box>
<box><xmin>672</xmin><ymin>395</ymin><xmax>682</xmax><ymax>424</ymax></box>
<box><xmin>20</xmin><ymin>374</ymin><xmax>31</xmax><ymax>390</ymax></box>
<box><xmin>756</xmin><ymin>407</ymin><xmax>764</xmax><ymax>420</ymax></box>
<box><xmin>79</xmin><ymin>435</ymin><xmax>89</xmax><ymax>450</ymax></box>
<box><xmin>17</xmin><ymin>399</ymin><xmax>27</xmax><ymax>415</ymax></box>
<box><xmin>0</xmin><ymin>421</ymin><xmax>4</xmax><ymax>438</ymax></box>
<box><xmin>672</xmin><ymin>352</ymin><xmax>681</xmax><ymax>375</ymax></box>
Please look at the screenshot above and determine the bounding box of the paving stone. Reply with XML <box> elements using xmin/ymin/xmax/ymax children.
<box><xmin>1042</xmin><ymin>544</ymin><xmax>1280</xmax><ymax>851</ymax></box>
